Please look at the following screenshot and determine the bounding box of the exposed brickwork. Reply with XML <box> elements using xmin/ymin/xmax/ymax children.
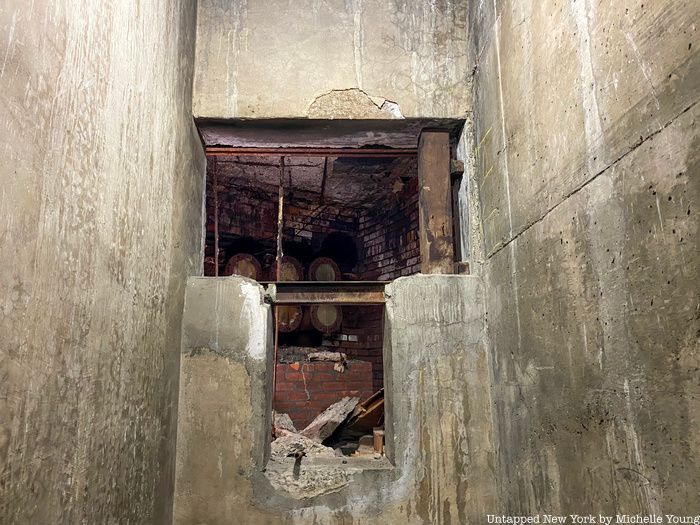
<box><xmin>273</xmin><ymin>361</ymin><xmax>374</xmax><ymax>430</ymax></box>
<box><xmin>205</xmin><ymin>160</ymin><xmax>419</xmax><ymax>421</ymax></box>
<box><xmin>204</xmin><ymin>166</ymin><xmax>420</xmax><ymax>282</ymax></box>
<box><xmin>359</xmin><ymin>178</ymin><xmax>420</xmax><ymax>280</ymax></box>
<box><xmin>204</xmin><ymin>182</ymin><xmax>358</xmax><ymax>276</ymax></box>
<box><xmin>321</xmin><ymin>306</ymin><xmax>384</xmax><ymax>391</ymax></box>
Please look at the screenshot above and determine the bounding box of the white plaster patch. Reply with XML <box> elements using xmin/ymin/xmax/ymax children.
<box><xmin>240</xmin><ymin>281</ymin><xmax>266</xmax><ymax>360</ymax></box>
<box><xmin>380</xmin><ymin>100</ymin><xmax>404</xmax><ymax>118</ymax></box>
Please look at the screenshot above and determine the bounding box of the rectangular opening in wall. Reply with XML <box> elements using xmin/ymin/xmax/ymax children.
<box><xmin>272</xmin><ymin>301</ymin><xmax>386</xmax><ymax>458</ymax></box>
<box><xmin>197</xmin><ymin>119</ymin><xmax>464</xmax><ymax>470</ymax></box>
<box><xmin>202</xmin><ymin>153</ymin><xmax>421</xmax><ymax>281</ymax></box>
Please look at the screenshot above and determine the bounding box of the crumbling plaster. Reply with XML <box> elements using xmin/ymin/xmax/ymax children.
<box><xmin>173</xmin><ymin>275</ymin><xmax>497</xmax><ymax>524</ymax></box>
<box><xmin>193</xmin><ymin>0</ymin><xmax>470</xmax><ymax>119</ymax></box>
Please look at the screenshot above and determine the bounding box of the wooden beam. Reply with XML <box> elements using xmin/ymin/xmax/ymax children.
<box><xmin>417</xmin><ymin>130</ymin><xmax>454</xmax><ymax>274</ymax></box>
<box><xmin>266</xmin><ymin>281</ymin><xmax>387</xmax><ymax>305</ymax></box>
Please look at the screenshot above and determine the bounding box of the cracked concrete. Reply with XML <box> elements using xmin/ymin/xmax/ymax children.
<box><xmin>306</xmin><ymin>88</ymin><xmax>403</xmax><ymax>119</ymax></box>
<box><xmin>487</xmin><ymin>99</ymin><xmax>700</xmax><ymax>259</ymax></box>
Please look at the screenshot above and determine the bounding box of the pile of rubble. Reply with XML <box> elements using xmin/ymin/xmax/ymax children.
<box><xmin>271</xmin><ymin>396</ymin><xmax>358</xmax><ymax>459</ymax></box>
<box><xmin>271</xmin><ymin>388</ymin><xmax>385</xmax><ymax>460</ymax></box>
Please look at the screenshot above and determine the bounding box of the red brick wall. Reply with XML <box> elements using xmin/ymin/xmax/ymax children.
<box><xmin>204</xmin><ymin>160</ymin><xmax>418</xmax><ymax>415</ymax></box>
<box><xmin>321</xmin><ymin>306</ymin><xmax>384</xmax><ymax>391</ymax></box>
<box><xmin>359</xmin><ymin>178</ymin><xmax>420</xmax><ymax>281</ymax></box>
<box><xmin>273</xmin><ymin>361</ymin><xmax>375</xmax><ymax>430</ymax></box>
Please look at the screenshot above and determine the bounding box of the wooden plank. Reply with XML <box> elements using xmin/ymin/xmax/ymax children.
<box><xmin>417</xmin><ymin>130</ymin><xmax>454</xmax><ymax>274</ymax></box>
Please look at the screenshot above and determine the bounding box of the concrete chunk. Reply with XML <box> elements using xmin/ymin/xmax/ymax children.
<box><xmin>299</xmin><ymin>396</ymin><xmax>359</xmax><ymax>443</ymax></box>
<box><xmin>272</xmin><ymin>411</ymin><xmax>297</xmax><ymax>436</ymax></box>
<box><xmin>270</xmin><ymin>430</ymin><xmax>335</xmax><ymax>459</ymax></box>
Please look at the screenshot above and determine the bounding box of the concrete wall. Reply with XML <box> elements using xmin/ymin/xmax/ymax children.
<box><xmin>193</xmin><ymin>0</ymin><xmax>470</xmax><ymax>119</ymax></box>
<box><xmin>0</xmin><ymin>1</ymin><xmax>204</xmax><ymax>523</ymax></box>
<box><xmin>468</xmin><ymin>0</ymin><xmax>699</xmax><ymax>514</ymax></box>
<box><xmin>174</xmin><ymin>275</ymin><xmax>496</xmax><ymax>524</ymax></box>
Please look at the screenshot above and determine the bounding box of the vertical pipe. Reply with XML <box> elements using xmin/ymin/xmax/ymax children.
<box><xmin>272</xmin><ymin>156</ymin><xmax>285</xmax><ymax>409</ymax></box>
<box><xmin>320</xmin><ymin>156</ymin><xmax>328</xmax><ymax>205</ymax></box>
<box><xmin>276</xmin><ymin>156</ymin><xmax>285</xmax><ymax>280</ymax></box>
<box><xmin>213</xmin><ymin>156</ymin><xmax>220</xmax><ymax>277</ymax></box>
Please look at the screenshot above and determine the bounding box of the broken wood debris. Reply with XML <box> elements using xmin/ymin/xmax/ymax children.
<box><xmin>300</xmin><ymin>396</ymin><xmax>358</xmax><ymax>442</ymax></box>
<box><xmin>324</xmin><ymin>388</ymin><xmax>385</xmax><ymax>453</ymax></box>
<box><xmin>373</xmin><ymin>427</ymin><xmax>385</xmax><ymax>454</ymax></box>
<box><xmin>270</xmin><ymin>390</ymin><xmax>386</xmax><ymax>460</ymax></box>
<box><xmin>342</xmin><ymin>388</ymin><xmax>384</xmax><ymax>435</ymax></box>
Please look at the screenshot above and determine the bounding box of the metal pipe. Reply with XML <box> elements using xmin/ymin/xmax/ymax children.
<box><xmin>276</xmin><ymin>157</ymin><xmax>285</xmax><ymax>280</ymax></box>
<box><xmin>272</xmin><ymin>156</ymin><xmax>285</xmax><ymax>406</ymax></box>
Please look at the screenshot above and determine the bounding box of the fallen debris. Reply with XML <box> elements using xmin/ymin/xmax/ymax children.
<box><xmin>272</xmin><ymin>411</ymin><xmax>296</xmax><ymax>437</ymax></box>
<box><xmin>308</xmin><ymin>351</ymin><xmax>347</xmax><ymax>372</ymax></box>
<box><xmin>265</xmin><ymin>462</ymin><xmax>350</xmax><ymax>499</ymax></box>
<box><xmin>373</xmin><ymin>427</ymin><xmax>385</xmax><ymax>454</ymax></box>
<box><xmin>341</xmin><ymin>388</ymin><xmax>384</xmax><ymax>435</ymax></box>
<box><xmin>300</xmin><ymin>396</ymin><xmax>359</xmax><ymax>442</ymax></box>
<box><xmin>270</xmin><ymin>431</ymin><xmax>335</xmax><ymax>459</ymax></box>
<box><xmin>307</xmin><ymin>351</ymin><xmax>346</xmax><ymax>362</ymax></box>
<box><xmin>324</xmin><ymin>388</ymin><xmax>385</xmax><ymax>454</ymax></box>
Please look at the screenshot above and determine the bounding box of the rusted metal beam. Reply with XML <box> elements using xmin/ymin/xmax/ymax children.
<box><xmin>418</xmin><ymin>130</ymin><xmax>455</xmax><ymax>274</ymax></box>
<box><xmin>206</xmin><ymin>146</ymin><xmax>416</xmax><ymax>158</ymax></box>
<box><xmin>319</xmin><ymin>156</ymin><xmax>328</xmax><ymax>205</ymax></box>
<box><xmin>273</xmin><ymin>291</ymin><xmax>385</xmax><ymax>305</ymax></box>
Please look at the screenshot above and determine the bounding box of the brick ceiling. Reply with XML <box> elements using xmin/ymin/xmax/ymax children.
<box><xmin>211</xmin><ymin>155</ymin><xmax>416</xmax><ymax>208</ymax></box>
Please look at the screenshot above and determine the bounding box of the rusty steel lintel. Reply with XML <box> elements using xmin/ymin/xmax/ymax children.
<box><xmin>206</xmin><ymin>146</ymin><xmax>416</xmax><ymax>158</ymax></box>
<box><xmin>273</xmin><ymin>291</ymin><xmax>385</xmax><ymax>305</ymax></box>
<box><xmin>265</xmin><ymin>281</ymin><xmax>388</xmax><ymax>305</ymax></box>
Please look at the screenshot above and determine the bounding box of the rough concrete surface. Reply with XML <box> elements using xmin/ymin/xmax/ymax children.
<box><xmin>469</xmin><ymin>0</ymin><xmax>699</xmax><ymax>514</ymax></box>
<box><xmin>0</xmin><ymin>1</ymin><xmax>204</xmax><ymax>523</ymax></box>
<box><xmin>193</xmin><ymin>0</ymin><xmax>470</xmax><ymax>119</ymax></box>
<box><xmin>2</xmin><ymin>0</ymin><xmax>697</xmax><ymax>521</ymax></box>
<box><xmin>173</xmin><ymin>275</ymin><xmax>496</xmax><ymax>524</ymax></box>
